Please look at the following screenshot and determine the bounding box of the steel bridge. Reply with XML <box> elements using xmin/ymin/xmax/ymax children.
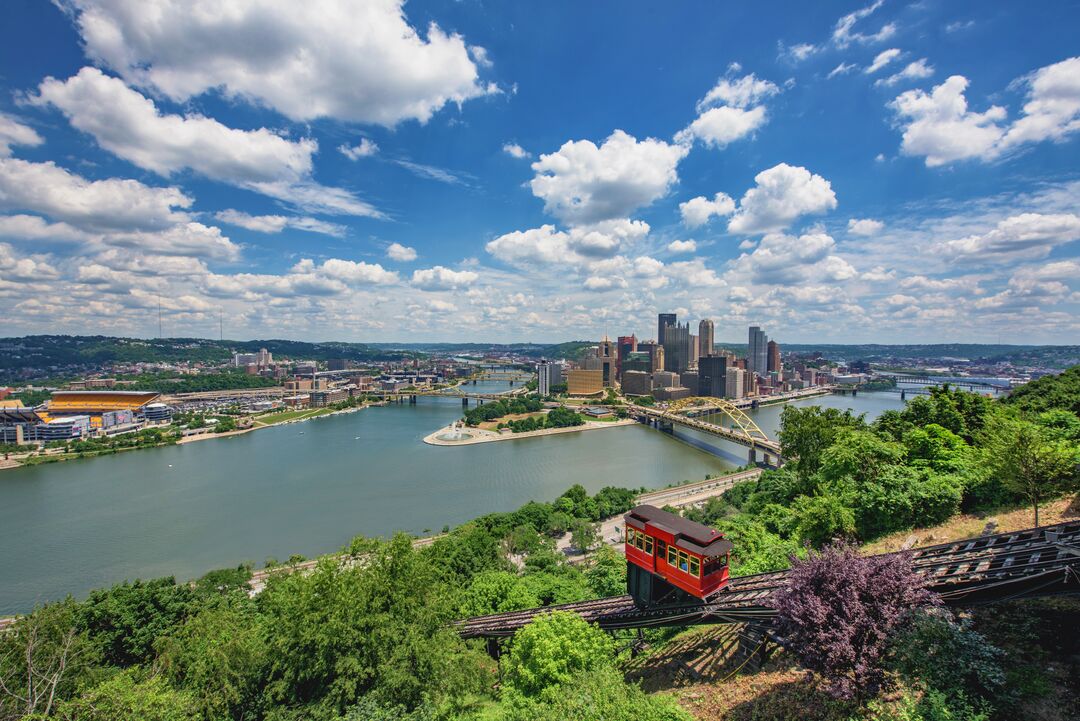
<box><xmin>459</xmin><ymin>520</ymin><xmax>1080</xmax><ymax>639</ymax></box>
<box><xmin>372</xmin><ymin>384</ymin><xmax>528</xmax><ymax>406</ymax></box>
<box><xmin>629</xmin><ymin>399</ymin><xmax>783</xmax><ymax>465</ymax></box>
<box><xmin>876</xmin><ymin>374</ymin><xmax>1011</xmax><ymax>391</ymax></box>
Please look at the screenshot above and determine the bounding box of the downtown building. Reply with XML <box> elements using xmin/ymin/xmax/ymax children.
<box><xmin>748</xmin><ymin>326</ymin><xmax>769</xmax><ymax>376</ymax></box>
<box><xmin>698</xmin><ymin>319</ymin><xmax>714</xmax><ymax>358</ymax></box>
<box><xmin>537</xmin><ymin>360</ymin><xmax>563</xmax><ymax>396</ymax></box>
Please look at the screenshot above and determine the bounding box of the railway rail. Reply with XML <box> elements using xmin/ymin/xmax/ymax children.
<box><xmin>458</xmin><ymin>520</ymin><xmax>1080</xmax><ymax>638</ymax></box>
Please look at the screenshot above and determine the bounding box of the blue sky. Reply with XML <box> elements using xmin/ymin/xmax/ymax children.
<box><xmin>0</xmin><ymin>0</ymin><xmax>1078</xmax><ymax>344</ymax></box>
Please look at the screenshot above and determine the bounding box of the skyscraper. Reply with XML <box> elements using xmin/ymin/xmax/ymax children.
<box><xmin>689</xmin><ymin>333</ymin><xmax>699</xmax><ymax>367</ymax></box>
<box><xmin>537</xmin><ymin>360</ymin><xmax>555</xmax><ymax>396</ymax></box>
<box><xmin>663</xmin><ymin>322</ymin><xmax>691</xmax><ymax>373</ymax></box>
<box><xmin>637</xmin><ymin>341</ymin><xmax>664</xmax><ymax>372</ymax></box>
<box><xmin>748</xmin><ymin>326</ymin><xmax>768</xmax><ymax>376</ymax></box>
<box><xmin>698</xmin><ymin>319</ymin><xmax>714</xmax><ymax>358</ymax></box>
<box><xmin>767</xmin><ymin>339</ymin><xmax>781</xmax><ymax>375</ymax></box>
<box><xmin>698</xmin><ymin>355</ymin><xmax>728</xmax><ymax>397</ymax></box>
<box><xmin>616</xmin><ymin>335</ymin><xmax>637</xmax><ymax>378</ymax></box>
<box><xmin>657</xmin><ymin>313</ymin><xmax>677</xmax><ymax>345</ymax></box>
<box><xmin>597</xmin><ymin>336</ymin><xmax>616</xmax><ymax>386</ymax></box>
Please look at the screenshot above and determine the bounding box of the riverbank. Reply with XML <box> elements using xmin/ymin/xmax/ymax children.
<box><xmin>423</xmin><ymin>417</ymin><xmax>637</xmax><ymax>445</ymax></box>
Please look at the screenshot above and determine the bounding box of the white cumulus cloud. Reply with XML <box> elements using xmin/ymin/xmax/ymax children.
<box><xmin>61</xmin><ymin>0</ymin><xmax>494</xmax><ymax>126</ymax></box>
<box><xmin>0</xmin><ymin>157</ymin><xmax>191</xmax><ymax>231</ymax></box>
<box><xmin>502</xmin><ymin>143</ymin><xmax>531</xmax><ymax>159</ymax></box>
<box><xmin>889</xmin><ymin>58</ymin><xmax>1080</xmax><ymax>166</ymax></box>
<box><xmin>876</xmin><ymin>59</ymin><xmax>934</xmax><ymax>87</ymax></box>
<box><xmin>667</xmin><ymin>239</ymin><xmax>697</xmax><ymax>254</ymax></box>
<box><xmin>411</xmin><ymin>265</ymin><xmax>479</xmax><ymax>290</ymax></box>
<box><xmin>338</xmin><ymin>138</ymin><xmax>378</xmax><ymax>160</ymax></box>
<box><xmin>728</xmin><ymin>163</ymin><xmax>838</xmax><ymax>235</ymax></box>
<box><xmin>679</xmin><ymin>192</ymin><xmax>735</xmax><ymax>228</ymax></box>
<box><xmin>387</xmin><ymin>242</ymin><xmax>418</xmax><ymax>262</ymax></box>
<box><xmin>31</xmin><ymin>68</ymin><xmax>380</xmax><ymax>218</ymax></box>
<box><xmin>848</xmin><ymin>218</ymin><xmax>884</xmax><ymax>236</ymax></box>
<box><xmin>530</xmin><ymin>130</ymin><xmax>687</xmax><ymax>224</ymax></box>
<box><xmin>941</xmin><ymin>213</ymin><xmax>1080</xmax><ymax>261</ymax></box>
<box><xmin>676</xmin><ymin>72</ymin><xmax>780</xmax><ymax>149</ymax></box>
<box><xmin>0</xmin><ymin>114</ymin><xmax>43</xmax><ymax>156</ymax></box>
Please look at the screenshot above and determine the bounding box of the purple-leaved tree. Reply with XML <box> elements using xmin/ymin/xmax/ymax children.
<box><xmin>772</xmin><ymin>543</ymin><xmax>936</xmax><ymax>702</ymax></box>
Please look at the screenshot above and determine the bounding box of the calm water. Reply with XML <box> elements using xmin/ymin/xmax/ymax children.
<box><xmin>0</xmin><ymin>386</ymin><xmax>903</xmax><ymax>613</ymax></box>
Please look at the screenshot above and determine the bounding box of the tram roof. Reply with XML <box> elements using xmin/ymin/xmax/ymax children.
<box><xmin>626</xmin><ymin>504</ymin><xmax>734</xmax><ymax>558</ymax></box>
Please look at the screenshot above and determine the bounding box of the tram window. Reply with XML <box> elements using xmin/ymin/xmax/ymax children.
<box><xmin>677</xmin><ymin>550</ymin><xmax>689</xmax><ymax>572</ymax></box>
<box><xmin>689</xmin><ymin>557</ymin><xmax>700</xmax><ymax>577</ymax></box>
<box><xmin>633</xmin><ymin>532</ymin><xmax>645</xmax><ymax>551</ymax></box>
<box><xmin>666</xmin><ymin>545</ymin><xmax>677</xmax><ymax>565</ymax></box>
<box><xmin>644</xmin><ymin>536</ymin><xmax>653</xmax><ymax>555</ymax></box>
<box><xmin>625</xmin><ymin>528</ymin><xmax>634</xmax><ymax>544</ymax></box>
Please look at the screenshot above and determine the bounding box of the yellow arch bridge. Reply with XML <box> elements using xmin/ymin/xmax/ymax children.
<box><xmin>630</xmin><ymin>397</ymin><xmax>783</xmax><ymax>466</ymax></box>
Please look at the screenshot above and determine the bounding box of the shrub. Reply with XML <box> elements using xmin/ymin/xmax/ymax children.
<box><xmin>888</xmin><ymin>609</ymin><xmax>1006</xmax><ymax>705</ymax></box>
<box><xmin>772</xmin><ymin>543</ymin><xmax>936</xmax><ymax>701</ymax></box>
<box><xmin>497</xmin><ymin>668</ymin><xmax>691</xmax><ymax>721</ymax></box>
<box><xmin>502</xmin><ymin>612</ymin><xmax>615</xmax><ymax>696</ymax></box>
<box><xmin>459</xmin><ymin>571</ymin><xmax>540</xmax><ymax>618</ymax></box>
<box><xmin>42</xmin><ymin>670</ymin><xmax>199</xmax><ymax>721</ymax></box>
<box><xmin>793</xmin><ymin>493</ymin><xmax>856</xmax><ymax>546</ymax></box>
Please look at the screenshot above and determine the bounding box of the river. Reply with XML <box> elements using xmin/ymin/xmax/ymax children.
<box><xmin>0</xmin><ymin>385</ymin><xmax>903</xmax><ymax>613</ymax></box>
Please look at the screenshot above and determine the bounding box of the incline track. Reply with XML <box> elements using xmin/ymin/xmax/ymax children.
<box><xmin>458</xmin><ymin>520</ymin><xmax>1080</xmax><ymax>638</ymax></box>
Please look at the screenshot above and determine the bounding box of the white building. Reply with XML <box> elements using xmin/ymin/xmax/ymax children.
<box><xmin>725</xmin><ymin>368</ymin><xmax>745</xmax><ymax>399</ymax></box>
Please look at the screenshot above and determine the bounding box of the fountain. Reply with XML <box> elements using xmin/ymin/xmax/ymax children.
<box><xmin>436</xmin><ymin>421</ymin><xmax>473</xmax><ymax>442</ymax></box>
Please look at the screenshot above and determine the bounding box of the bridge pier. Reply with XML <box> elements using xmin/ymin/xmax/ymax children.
<box><xmin>409</xmin><ymin>395</ymin><xmax>416</xmax><ymax>405</ymax></box>
<box><xmin>900</xmin><ymin>389</ymin><xmax>906</xmax><ymax>400</ymax></box>
<box><xmin>462</xmin><ymin>397</ymin><xmax>469</xmax><ymax>407</ymax></box>
<box><xmin>748</xmin><ymin>447</ymin><xmax>757</xmax><ymax>465</ymax></box>
<box><xmin>751</xmin><ymin>399</ymin><xmax>759</xmax><ymax>410</ymax></box>
<box><xmin>852</xmin><ymin>389</ymin><xmax>857</xmax><ymax>397</ymax></box>
<box><xmin>472</xmin><ymin>379</ymin><xmax>477</xmax><ymax>385</ymax></box>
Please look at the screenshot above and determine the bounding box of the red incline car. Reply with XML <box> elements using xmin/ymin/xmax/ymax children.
<box><xmin>623</xmin><ymin>504</ymin><xmax>733</xmax><ymax>606</ymax></box>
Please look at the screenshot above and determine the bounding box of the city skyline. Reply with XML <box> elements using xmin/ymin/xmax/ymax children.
<box><xmin>1</xmin><ymin>2</ymin><xmax>1079</xmax><ymax>344</ymax></box>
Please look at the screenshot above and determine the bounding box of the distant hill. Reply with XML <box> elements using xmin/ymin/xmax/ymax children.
<box><xmin>367</xmin><ymin>341</ymin><xmax>596</xmax><ymax>360</ymax></box>
<box><xmin>0</xmin><ymin>335</ymin><xmax>422</xmax><ymax>381</ymax></box>
<box><xmin>712</xmin><ymin>342</ymin><xmax>1079</xmax><ymax>368</ymax></box>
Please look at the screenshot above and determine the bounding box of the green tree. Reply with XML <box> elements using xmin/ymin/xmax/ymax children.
<box><xmin>569</xmin><ymin>519</ymin><xmax>599</xmax><ymax>553</ymax></box>
<box><xmin>779</xmin><ymin>406</ymin><xmax>866</xmax><ymax>481</ymax></box>
<box><xmin>502</xmin><ymin>612</ymin><xmax>615</xmax><ymax>696</ymax></box>
<box><xmin>1003</xmin><ymin>364</ymin><xmax>1080</xmax><ymax>417</ymax></box>
<box><xmin>0</xmin><ymin>600</ymin><xmax>102</xmax><ymax>720</ymax></box>
<box><xmin>585</xmin><ymin>545</ymin><xmax>626</xmax><ymax>597</ymax></box>
<box><xmin>1034</xmin><ymin>408</ymin><xmax>1080</xmax><ymax>443</ymax></box>
<box><xmin>980</xmin><ymin>417</ymin><xmax>1078</xmax><ymax>525</ymax></box>
<box><xmin>155</xmin><ymin>598</ymin><xmax>267</xmax><ymax>721</ymax></box>
<box><xmin>793</xmin><ymin>493</ymin><xmax>857</xmax><ymax>546</ymax></box>
<box><xmin>41</xmin><ymin>670</ymin><xmax>198</xmax><ymax>721</ymax></box>
<box><xmin>903</xmin><ymin>423</ymin><xmax>974</xmax><ymax>474</ymax></box>
<box><xmin>77</xmin><ymin>578</ymin><xmax>197</xmax><ymax>667</ymax></box>
<box><xmin>459</xmin><ymin>571</ymin><xmax>540</xmax><ymax>618</ymax></box>
<box><xmin>259</xmin><ymin>535</ymin><xmax>486</xmax><ymax>713</ymax></box>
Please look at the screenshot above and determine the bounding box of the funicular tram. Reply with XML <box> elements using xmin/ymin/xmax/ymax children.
<box><xmin>623</xmin><ymin>504</ymin><xmax>734</xmax><ymax>607</ymax></box>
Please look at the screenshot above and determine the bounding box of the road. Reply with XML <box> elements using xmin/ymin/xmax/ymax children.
<box><xmin>557</xmin><ymin>468</ymin><xmax>763</xmax><ymax>558</ymax></box>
